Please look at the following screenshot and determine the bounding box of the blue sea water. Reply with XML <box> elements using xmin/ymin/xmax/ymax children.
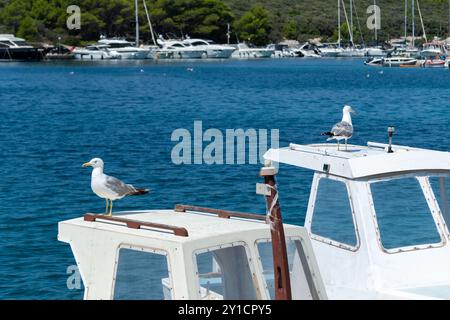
<box><xmin>0</xmin><ymin>58</ymin><xmax>449</xmax><ymax>299</ymax></box>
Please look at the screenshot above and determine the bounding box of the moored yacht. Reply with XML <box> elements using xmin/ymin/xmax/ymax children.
<box><xmin>73</xmin><ymin>44</ymin><xmax>121</xmax><ymax>60</ymax></box>
<box><xmin>182</xmin><ymin>38</ymin><xmax>235</xmax><ymax>59</ymax></box>
<box><xmin>337</xmin><ymin>46</ymin><xmax>366</xmax><ymax>57</ymax></box>
<box><xmin>365</xmin><ymin>46</ymin><xmax>394</xmax><ymax>57</ymax></box>
<box><xmin>297</xmin><ymin>42</ymin><xmax>322</xmax><ymax>58</ymax></box>
<box><xmin>97</xmin><ymin>38</ymin><xmax>150</xmax><ymax>59</ymax></box>
<box><xmin>382</xmin><ymin>56</ymin><xmax>418</xmax><ymax>67</ymax></box>
<box><xmin>0</xmin><ymin>34</ymin><xmax>46</xmax><ymax>61</ymax></box>
<box><xmin>154</xmin><ymin>39</ymin><xmax>205</xmax><ymax>59</ymax></box>
<box><xmin>318</xmin><ymin>43</ymin><xmax>343</xmax><ymax>57</ymax></box>
<box><xmin>231</xmin><ymin>43</ymin><xmax>274</xmax><ymax>59</ymax></box>
<box><xmin>364</xmin><ymin>57</ymin><xmax>383</xmax><ymax>66</ymax></box>
<box><xmin>420</xmin><ymin>42</ymin><xmax>446</xmax><ymax>58</ymax></box>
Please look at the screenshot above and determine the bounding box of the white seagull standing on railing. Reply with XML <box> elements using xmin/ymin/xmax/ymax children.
<box><xmin>322</xmin><ymin>105</ymin><xmax>356</xmax><ymax>151</ymax></box>
<box><xmin>82</xmin><ymin>158</ymin><xmax>150</xmax><ymax>216</ymax></box>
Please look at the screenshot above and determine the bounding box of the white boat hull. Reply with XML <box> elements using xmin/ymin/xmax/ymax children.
<box><xmin>154</xmin><ymin>49</ymin><xmax>205</xmax><ymax>59</ymax></box>
<box><xmin>205</xmin><ymin>48</ymin><xmax>235</xmax><ymax>59</ymax></box>
<box><xmin>382</xmin><ymin>58</ymin><xmax>417</xmax><ymax>67</ymax></box>
<box><xmin>73</xmin><ymin>50</ymin><xmax>120</xmax><ymax>60</ymax></box>
<box><xmin>115</xmin><ymin>49</ymin><xmax>150</xmax><ymax>60</ymax></box>
<box><xmin>232</xmin><ymin>49</ymin><xmax>274</xmax><ymax>59</ymax></box>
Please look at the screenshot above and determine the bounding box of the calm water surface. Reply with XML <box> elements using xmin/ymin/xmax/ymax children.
<box><xmin>0</xmin><ymin>59</ymin><xmax>449</xmax><ymax>299</ymax></box>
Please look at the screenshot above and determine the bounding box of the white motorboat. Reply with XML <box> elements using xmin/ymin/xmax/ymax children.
<box><xmin>263</xmin><ymin>140</ymin><xmax>450</xmax><ymax>299</ymax></box>
<box><xmin>182</xmin><ymin>38</ymin><xmax>235</xmax><ymax>59</ymax></box>
<box><xmin>59</xmin><ymin>133</ymin><xmax>450</xmax><ymax>300</ymax></box>
<box><xmin>365</xmin><ymin>46</ymin><xmax>393</xmax><ymax>57</ymax></box>
<box><xmin>382</xmin><ymin>56</ymin><xmax>418</xmax><ymax>67</ymax></box>
<box><xmin>154</xmin><ymin>39</ymin><xmax>205</xmax><ymax>59</ymax></box>
<box><xmin>73</xmin><ymin>44</ymin><xmax>121</xmax><ymax>60</ymax></box>
<box><xmin>364</xmin><ymin>57</ymin><xmax>383</xmax><ymax>66</ymax></box>
<box><xmin>420</xmin><ymin>42</ymin><xmax>446</xmax><ymax>58</ymax></box>
<box><xmin>318</xmin><ymin>43</ymin><xmax>343</xmax><ymax>57</ymax></box>
<box><xmin>297</xmin><ymin>42</ymin><xmax>322</xmax><ymax>58</ymax></box>
<box><xmin>97</xmin><ymin>38</ymin><xmax>150</xmax><ymax>59</ymax></box>
<box><xmin>231</xmin><ymin>43</ymin><xmax>274</xmax><ymax>59</ymax></box>
<box><xmin>337</xmin><ymin>47</ymin><xmax>366</xmax><ymax>57</ymax></box>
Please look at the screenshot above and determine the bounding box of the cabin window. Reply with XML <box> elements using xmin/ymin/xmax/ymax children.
<box><xmin>430</xmin><ymin>176</ymin><xmax>450</xmax><ymax>228</ymax></box>
<box><xmin>310</xmin><ymin>178</ymin><xmax>358</xmax><ymax>248</ymax></box>
<box><xmin>113</xmin><ymin>247</ymin><xmax>171</xmax><ymax>300</ymax></box>
<box><xmin>371</xmin><ymin>177</ymin><xmax>442</xmax><ymax>250</ymax></box>
<box><xmin>256</xmin><ymin>239</ymin><xmax>319</xmax><ymax>300</ymax></box>
<box><xmin>195</xmin><ymin>244</ymin><xmax>256</xmax><ymax>300</ymax></box>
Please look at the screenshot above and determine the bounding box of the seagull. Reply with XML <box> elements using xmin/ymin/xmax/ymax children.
<box><xmin>82</xmin><ymin>158</ymin><xmax>150</xmax><ymax>216</ymax></box>
<box><xmin>322</xmin><ymin>105</ymin><xmax>356</xmax><ymax>151</ymax></box>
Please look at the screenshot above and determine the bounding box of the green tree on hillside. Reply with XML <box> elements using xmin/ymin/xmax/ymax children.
<box><xmin>234</xmin><ymin>4</ymin><xmax>271</xmax><ymax>46</ymax></box>
<box><xmin>17</xmin><ymin>16</ymin><xmax>40</xmax><ymax>40</ymax></box>
<box><xmin>149</xmin><ymin>0</ymin><xmax>234</xmax><ymax>42</ymax></box>
<box><xmin>282</xmin><ymin>20</ymin><xmax>299</xmax><ymax>40</ymax></box>
<box><xmin>332</xmin><ymin>22</ymin><xmax>362</xmax><ymax>44</ymax></box>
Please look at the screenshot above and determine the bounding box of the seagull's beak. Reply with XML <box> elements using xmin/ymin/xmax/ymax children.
<box><xmin>82</xmin><ymin>162</ymin><xmax>92</xmax><ymax>168</ymax></box>
<box><xmin>350</xmin><ymin>108</ymin><xmax>357</xmax><ymax>115</ymax></box>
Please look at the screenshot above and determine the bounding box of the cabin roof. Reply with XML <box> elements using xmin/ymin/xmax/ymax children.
<box><xmin>59</xmin><ymin>209</ymin><xmax>298</xmax><ymax>243</ymax></box>
<box><xmin>264</xmin><ymin>142</ymin><xmax>450</xmax><ymax>179</ymax></box>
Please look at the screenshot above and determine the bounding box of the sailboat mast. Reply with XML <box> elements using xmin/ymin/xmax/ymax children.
<box><xmin>416</xmin><ymin>0</ymin><xmax>427</xmax><ymax>42</ymax></box>
<box><xmin>143</xmin><ymin>0</ymin><xmax>157</xmax><ymax>46</ymax></box>
<box><xmin>341</xmin><ymin>0</ymin><xmax>353</xmax><ymax>45</ymax></box>
<box><xmin>350</xmin><ymin>0</ymin><xmax>353</xmax><ymax>45</ymax></box>
<box><xmin>405</xmin><ymin>0</ymin><xmax>408</xmax><ymax>40</ymax></box>
<box><xmin>412</xmin><ymin>0</ymin><xmax>415</xmax><ymax>47</ymax></box>
<box><xmin>338</xmin><ymin>0</ymin><xmax>341</xmax><ymax>47</ymax></box>
<box><xmin>135</xmin><ymin>0</ymin><xmax>139</xmax><ymax>47</ymax></box>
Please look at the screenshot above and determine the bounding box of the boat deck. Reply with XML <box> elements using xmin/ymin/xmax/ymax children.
<box><xmin>59</xmin><ymin>208</ymin><xmax>301</xmax><ymax>243</ymax></box>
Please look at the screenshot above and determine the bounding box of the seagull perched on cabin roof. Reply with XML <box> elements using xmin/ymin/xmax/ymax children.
<box><xmin>321</xmin><ymin>105</ymin><xmax>356</xmax><ymax>151</ymax></box>
<box><xmin>82</xmin><ymin>158</ymin><xmax>150</xmax><ymax>216</ymax></box>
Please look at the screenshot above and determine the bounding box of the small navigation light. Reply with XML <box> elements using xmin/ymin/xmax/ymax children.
<box><xmin>323</xmin><ymin>164</ymin><xmax>330</xmax><ymax>173</ymax></box>
<box><xmin>387</xmin><ymin>127</ymin><xmax>395</xmax><ymax>153</ymax></box>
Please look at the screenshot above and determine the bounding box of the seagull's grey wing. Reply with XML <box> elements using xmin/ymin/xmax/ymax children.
<box><xmin>331</xmin><ymin>121</ymin><xmax>353</xmax><ymax>137</ymax></box>
<box><xmin>104</xmin><ymin>175</ymin><xmax>137</xmax><ymax>197</ymax></box>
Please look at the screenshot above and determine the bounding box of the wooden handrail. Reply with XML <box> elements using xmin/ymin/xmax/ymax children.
<box><xmin>174</xmin><ymin>204</ymin><xmax>266</xmax><ymax>221</ymax></box>
<box><xmin>83</xmin><ymin>214</ymin><xmax>189</xmax><ymax>237</ymax></box>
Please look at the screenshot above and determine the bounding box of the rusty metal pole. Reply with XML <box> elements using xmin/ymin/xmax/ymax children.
<box><xmin>260</xmin><ymin>163</ymin><xmax>292</xmax><ymax>300</ymax></box>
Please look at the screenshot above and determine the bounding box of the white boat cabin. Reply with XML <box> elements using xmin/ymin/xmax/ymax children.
<box><xmin>264</xmin><ymin>142</ymin><xmax>450</xmax><ymax>299</ymax></box>
<box><xmin>58</xmin><ymin>205</ymin><xmax>326</xmax><ymax>300</ymax></box>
